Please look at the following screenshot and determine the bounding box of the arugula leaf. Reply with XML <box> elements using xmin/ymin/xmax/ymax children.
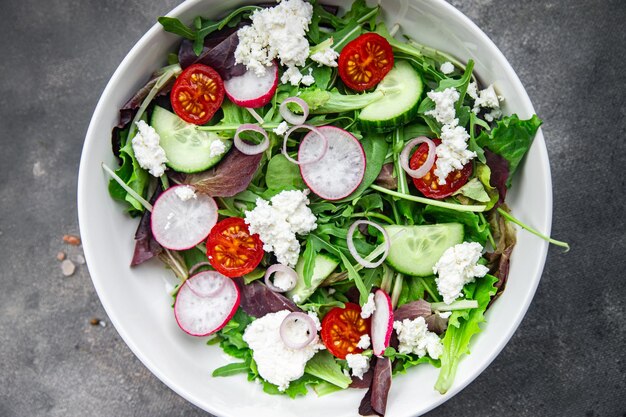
<box><xmin>434</xmin><ymin>274</ymin><xmax>498</xmax><ymax>394</ymax></box>
<box><xmin>261</xmin><ymin>373</ymin><xmax>322</xmax><ymax>398</ymax></box>
<box><xmin>384</xmin><ymin>346</ymin><xmax>440</xmax><ymax>375</ymax></box>
<box><xmin>265</xmin><ymin>154</ymin><xmax>305</xmax><ymax>190</ymax></box>
<box><xmin>476</xmin><ymin>114</ymin><xmax>542</xmax><ymax>187</ymax></box>
<box><xmin>158</xmin><ymin>6</ymin><xmax>260</xmax><ymax>55</ymax></box>
<box><xmin>304</xmin><ymin>350</ymin><xmax>352</xmax><ymax>389</ymax></box>
<box><xmin>212</xmin><ymin>362</ymin><xmax>249</xmax><ymax>377</ymax></box>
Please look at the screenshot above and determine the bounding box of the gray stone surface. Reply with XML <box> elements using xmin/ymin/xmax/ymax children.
<box><xmin>0</xmin><ymin>0</ymin><xmax>624</xmax><ymax>416</ymax></box>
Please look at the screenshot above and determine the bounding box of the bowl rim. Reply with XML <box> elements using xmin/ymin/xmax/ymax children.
<box><xmin>77</xmin><ymin>0</ymin><xmax>552</xmax><ymax>415</ymax></box>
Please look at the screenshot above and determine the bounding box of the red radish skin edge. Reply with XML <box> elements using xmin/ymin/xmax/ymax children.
<box><xmin>224</xmin><ymin>63</ymin><xmax>279</xmax><ymax>108</ymax></box>
<box><xmin>173</xmin><ymin>272</ymin><xmax>241</xmax><ymax>337</ymax></box>
<box><xmin>298</xmin><ymin>126</ymin><xmax>366</xmax><ymax>201</ymax></box>
<box><xmin>371</xmin><ymin>289</ymin><xmax>394</xmax><ymax>357</ymax></box>
<box><xmin>150</xmin><ymin>185</ymin><xmax>219</xmax><ymax>251</ymax></box>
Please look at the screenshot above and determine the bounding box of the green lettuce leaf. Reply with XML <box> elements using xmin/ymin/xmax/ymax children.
<box><xmin>434</xmin><ymin>274</ymin><xmax>498</xmax><ymax>394</ymax></box>
<box><xmin>476</xmin><ymin>114</ymin><xmax>542</xmax><ymax>187</ymax></box>
<box><xmin>453</xmin><ymin>178</ymin><xmax>490</xmax><ymax>203</ymax></box>
<box><xmin>265</xmin><ymin>154</ymin><xmax>305</xmax><ymax>190</ymax></box>
<box><xmin>304</xmin><ymin>350</ymin><xmax>352</xmax><ymax>389</ymax></box>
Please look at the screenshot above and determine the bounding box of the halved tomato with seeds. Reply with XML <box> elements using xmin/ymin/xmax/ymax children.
<box><xmin>410</xmin><ymin>138</ymin><xmax>472</xmax><ymax>199</ymax></box>
<box><xmin>321</xmin><ymin>303</ymin><xmax>371</xmax><ymax>359</ymax></box>
<box><xmin>171</xmin><ymin>63</ymin><xmax>224</xmax><ymax>125</ymax></box>
<box><xmin>338</xmin><ymin>33</ymin><xmax>394</xmax><ymax>91</ymax></box>
<box><xmin>206</xmin><ymin>217</ymin><xmax>264</xmax><ymax>278</ymax></box>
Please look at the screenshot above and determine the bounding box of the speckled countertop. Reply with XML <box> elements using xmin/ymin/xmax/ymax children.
<box><xmin>0</xmin><ymin>0</ymin><xmax>624</xmax><ymax>416</ymax></box>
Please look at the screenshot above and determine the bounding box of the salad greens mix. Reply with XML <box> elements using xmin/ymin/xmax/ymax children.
<box><xmin>103</xmin><ymin>1</ymin><xmax>568</xmax><ymax>415</ymax></box>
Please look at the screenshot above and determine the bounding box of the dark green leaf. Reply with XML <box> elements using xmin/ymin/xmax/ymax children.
<box><xmin>157</xmin><ymin>16</ymin><xmax>196</xmax><ymax>40</ymax></box>
<box><xmin>212</xmin><ymin>362</ymin><xmax>249</xmax><ymax>377</ymax></box>
<box><xmin>265</xmin><ymin>154</ymin><xmax>305</xmax><ymax>190</ymax></box>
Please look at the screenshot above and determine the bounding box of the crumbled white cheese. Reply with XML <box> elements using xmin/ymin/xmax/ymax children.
<box><xmin>310</xmin><ymin>46</ymin><xmax>339</xmax><ymax>67</ymax></box>
<box><xmin>434</xmin><ymin>124</ymin><xmax>476</xmax><ymax>184</ymax></box>
<box><xmin>292</xmin><ymin>295</ymin><xmax>302</xmax><ymax>304</ymax></box>
<box><xmin>433</xmin><ymin>242</ymin><xmax>489</xmax><ymax>304</ymax></box>
<box><xmin>235</xmin><ymin>0</ymin><xmax>313</xmax><ymax>77</ymax></box>
<box><xmin>281</xmin><ymin>66</ymin><xmax>304</xmax><ymax>86</ymax></box>
<box><xmin>356</xmin><ymin>334</ymin><xmax>371</xmax><ymax>350</ymax></box>
<box><xmin>272</xmin><ymin>271</ymin><xmax>296</xmax><ymax>291</ymax></box>
<box><xmin>209</xmin><ymin>140</ymin><xmax>226</xmax><ymax>158</ymax></box>
<box><xmin>346</xmin><ymin>353</ymin><xmax>370</xmax><ymax>379</ymax></box>
<box><xmin>484</xmin><ymin>108</ymin><xmax>502</xmax><ymax>122</ymax></box>
<box><xmin>244</xmin><ymin>190</ymin><xmax>317</xmax><ymax>267</ymax></box>
<box><xmin>393</xmin><ymin>317</ymin><xmax>443</xmax><ymax>359</ymax></box>
<box><xmin>243</xmin><ymin>310</ymin><xmax>324</xmax><ymax>391</ymax></box>
<box><xmin>301</xmin><ymin>68</ymin><xmax>315</xmax><ymax>86</ymax></box>
<box><xmin>473</xmin><ymin>84</ymin><xmax>500</xmax><ymax>113</ymax></box>
<box><xmin>425</xmin><ymin>87</ymin><xmax>459</xmax><ymax>126</ymax></box>
<box><xmin>273</xmin><ymin>121</ymin><xmax>289</xmax><ymax>136</ymax></box>
<box><xmin>174</xmin><ymin>185</ymin><xmax>196</xmax><ymax>202</ymax></box>
<box><xmin>131</xmin><ymin>120</ymin><xmax>168</xmax><ymax>177</ymax></box>
<box><xmin>327</xmin><ymin>288</ymin><xmax>336</xmax><ymax>295</ymax></box>
<box><xmin>440</xmin><ymin>61</ymin><xmax>454</xmax><ymax>74</ymax></box>
<box><xmin>436</xmin><ymin>311</ymin><xmax>452</xmax><ymax>319</ymax></box>
<box><xmin>360</xmin><ymin>293</ymin><xmax>376</xmax><ymax>319</ymax></box>
<box><xmin>466</xmin><ymin>82</ymin><xmax>478</xmax><ymax>100</ymax></box>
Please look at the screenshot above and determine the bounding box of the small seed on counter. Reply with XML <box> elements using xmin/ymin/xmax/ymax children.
<box><xmin>61</xmin><ymin>260</ymin><xmax>76</xmax><ymax>276</ymax></box>
<box><xmin>56</xmin><ymin>251</ymin><xmax>66</xmax><ymax>261</ymax></box>
<box><xmin>89</xmin><ymin>318</ymin><xmax>100</xmax><ymax>325</ymax></box>
<box><xmin>63</xmin><ymin>234</ymin><xmax>81</xmax><ymax>246</ymax></box>
<box><xmin>74</xmin><ymin>254</ymin><xmax>85</xmax><ymax>265</ymax></box>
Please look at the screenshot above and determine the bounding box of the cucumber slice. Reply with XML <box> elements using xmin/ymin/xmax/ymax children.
<box><xmin>151</xmin><ymin>106</ymin><xmax>231</xmax><ymax>173</ymax></box>
<box><xmin>383</xmin><ymin>223</ymin><xmax>464</xmax><ymax>276</ymax></box>
<box><xmin>358</xmin><ymin>61</ymin><xmax>424</xmax><ymax>133</ymax></box>
<box><xmin>287</xmin><ymin>253</ymin><xmax>339</xmax><ymax>303</ymax></box>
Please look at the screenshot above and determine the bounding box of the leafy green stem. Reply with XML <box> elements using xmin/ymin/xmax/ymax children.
<box><xmin>371</xmin><ymin>184</ymin><xmax>486</xmax><ymax>212</ymax></box>
<box><xmin>431</xmin><ymin>300</ymin><xmax>478</xmax><ymax>311</ymax></box>
<box><xmin>102</xmin><ymin>163</ymin><xmax>153</xmax><ymax>211</ymax></box>
<box><xmin>350</xmin><ymin>212</ymin><xmax>395</xmax><ymax>224</ymax></box>
<box><xmin>496</xmin><ymin>208</ymin><xmax>570</xmax><ymax>251</ymax></box>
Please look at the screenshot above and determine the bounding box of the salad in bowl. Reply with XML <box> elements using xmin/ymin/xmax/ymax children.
<box><xmin>97</xmin><ymin>0</ymin><xmax>567</xmax><ymax>415</ymax></box>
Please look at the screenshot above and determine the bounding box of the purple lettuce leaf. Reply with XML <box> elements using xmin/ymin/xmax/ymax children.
<box><xmin>485</xmin><ymin>204</ymin><xmax>517</xmax><ymax>305</ymax></box>
<box><xmin>358</xmin><ymin>357</ymin><xmax>392</xmax><ymax>416</ymax></box>
<box><xmin>182</xmin><ymin>149</ymin><xmax>262</xmax><ymax>197</ymax></box>
<box><xmin>393</xmin><ymin>299</ymin><xmax>448</xmax><ymax>335</ymax></box>
<box><xmin>233</xmin><ymin>278</ymin><xmax>299</xmax><ymax>318</ymax></box>
<box><xmin>130</xmin><ymin>185</ymin><xmax>163</xmax><ymax>266</ymax></box>
<box><xmin>350</xmin><ymin>355</ymin><xmax>375</xmax><ymax>389</ymax></box>
<box><xmin>178</xmin><ymin>28</ymin><xmax>246</xmax><ymax>80</ymax></box>
<box><xmin>484</xmin><ymin>149</ymin><xmax>509</xmax><ymax>207</ymax></box>
<box><xmin>374</xmin><ymin>163</ymin><xmax>397</xmax><ymax>190</ymax></box>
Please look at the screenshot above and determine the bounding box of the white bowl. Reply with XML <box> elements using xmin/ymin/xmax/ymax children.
<box><xmin>78</xmin><ymin>0</ymin><xmax>551</xmax><ymax>416</ymax></box>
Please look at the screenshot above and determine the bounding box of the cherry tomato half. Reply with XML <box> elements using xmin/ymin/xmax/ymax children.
<box><xmin>320</xmin><ymin>303</ymin><xmax>370</xmax><ymax>359</ymax></box>
<box><xmin>410</xmin><ymin>138</ymin><xmax>473</xmax><ymax>199</ymax></box>
<box><xmin>171</xmin><ymin>63</ymin><xmax>224</xmax><ymax>125</ymax></box>
<box><xmin>206</xmin><ymin>217</ymin><xmax>264</xmax><ymax>278</ymax></box>
<box><xmin>338</xmin><ymin>33</ymin><xmax>394</xmax><ymax>92</ymax></box>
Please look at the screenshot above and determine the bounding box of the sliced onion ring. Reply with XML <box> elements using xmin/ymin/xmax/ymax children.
<box><xmin>234</xmin><ymin>123</ymin><xmax>270</xmax><ymax>155</ymax></box>
<box><xmin>188</xmin><ymin>261</ymin><xmax>212</xmax><ymax>276</ymax></box>
<box><xmin>186</xmin><ymin>271</ymin><xmax>226</xmax><ymax>298</ymax></box>
<box><xmin>264</xmin><ymin>264</ymin><xmax>298</xmax><ymax>293</ymax></box>
<box><xmin>279</xmin><ymin>97</ymin><xmax>309</xmax><ymax>125</ymax></box>
<box><xmin>282</xmin><ymin>124</ymin><xmax>328</xmax><ymax>165</ymax></box>
<box><xmin>280</xmin><ymin>312</ymin><xmax>317</xmax><ymax>349</ymax></box>
<box><xmin>400</xmin><ymin>136</ymin><xmax>436</xmax><ymax>179</ymax></box>
<box><xmin>347</xmin><ymin>220</ymin><xmax>391</xmax><ymax>269</ymax></box>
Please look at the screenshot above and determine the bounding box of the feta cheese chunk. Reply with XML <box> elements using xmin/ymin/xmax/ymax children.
<box><xmin>425</xmin><ymin>87</ymin><xmax>460</xmax><ymax>126</ymax></box>
<box><xmin>393</xmin><ymin>317</ymin><xmax>443</xmax><ymax>359</ymax></box>
<box><xmin>473</xmin><ymin>84</ymin><xmax>500</xmax><ymax>112</ymax></box>
<box><xmin>273</xmin><ymin>121</ymin><xmax>289</xmax><ymax>136</ymax></box>
<box><xmin>244</xmin><ymin>190</ymin><xmax>317</xmax><ymax>267</ymax></box>
<box><xmin>301</xmin><ymin>68</ymin><xmax>315</xmax><ymax>86</ymax></box>
<box><xmin>281</xmin><ymin>66</ymin><xmax>304</xmax><ymax>86</ymax></box>
<box><xmin>346</xmin><ymin>353</ymin><xmax>370</xmax><ymax>379</ymax></box>
<box><xmin>131</xmin><ymin>120</ymin><xmax>168</xmax><ymax>177</ymax></box>
<box><xmin>356</xmin><ymin>334</ymin><xmax>371</xmax><ymax>350</ymax></box>
<box><xmin>234</xmin><ymin>0</ymin><xmax>313</xmax><ymax>77</ymax></box>
<box><xmin>209</xmin><ymin>140</ymin><xmax>226</xmax><ymax>158</ymax></box>
<box><xmin>310</xmin><ymin>46</ymin><xmax>339</xmax><ymax>67</ymax></box>
<box><xmin>243</xmin><ymin>310</ymin><xmax>324</xmax><ymax>391</ymax></box>
<box><xmin>174</xmin><ymin>185</ymin><xmax>196</xmax><ymax>202</ymax></box>
<box><xmin>434</xmin><ymin>124</ymin><xmax>476</xmax><ymax>185</ymax></box>
<box><xmin>360</xmin><ymin>293</ymin><xmax>376</xmax><ymax>319</ymax></box>
<box><xmin>433</xmin><ymin>242</ymin><xmax>489</xmax><ymax>304</ymax></box>
<box><xmin>440</xmin><ymin>61</ymin><xmax>454</xmax><ymax>74</ymax></box>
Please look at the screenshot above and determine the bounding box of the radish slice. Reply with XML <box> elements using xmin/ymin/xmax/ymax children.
<box><xmin>151</xmin><ymin>185</ymin><xmax>218</xmax><ymax>251</ymax></box>
<box><xmin>347</xmin><ymin>220</ymin><xmax>390</xmax><ymax>269</ymax></box>
<box><xmin>371</xmin><ymin>289</ymin><xmax>393</xmax><ymax>357</ymax></box>
<box><xmin>264</xmin><ymin>264</ymin><xmax>298</xmax><ymax>293</ymax></box>
<box><xmin>224</xmin><ymin>62</ymin><xmax>278</xmax><ymax>108</ymax></box>
<box><xmin>174</xmin><ymin>271</ymin><xmax>240</xmax><ymax>336</ymax></box>
<box><xmin>400</xmin><ymin>137</ymin><xmax>436</xmax><ymax>179</ymax></box>
<box><xmin>234</xmin><ymin>124</ymin><xmax>270</xmax><ymax>155</ymax></box>
<box><xmin>282</xmin><ymin>124</ymin><xmax>329</xmax><ymax>165</ymax></box>
<box><xmin>279</xmin><ymin>97</ymin><xmax>309</xmax><ymax>125</ymax></box>
<box><xmin>299</xmin><ymin>126</ymin><xmax>366</xmax><ymax>200</ymax></box>
<box><xmin>279</xmin><ymin>312</ymin><xmax>317</xmax><ymax>349</ymax></box>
